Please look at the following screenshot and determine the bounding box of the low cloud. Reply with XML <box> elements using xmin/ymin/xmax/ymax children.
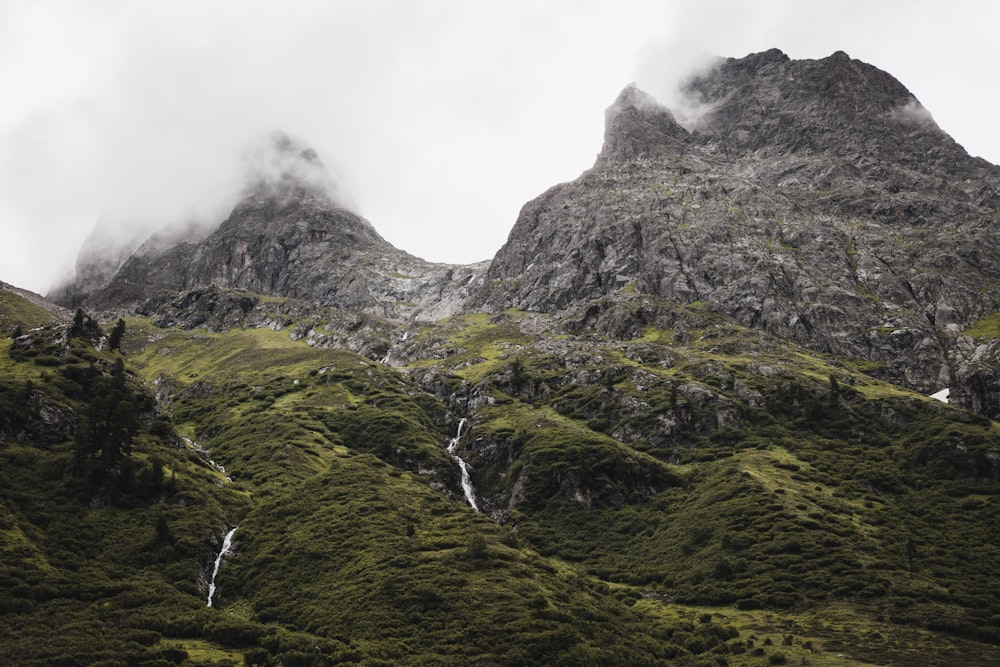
<box><xmin>893</xmin><ymin>99</ymin><xmax>939</xmax><ymax>130</ymax></box>
<box><xmin>239</xmin><ymin>131</ymin><xmax>347</xmax><ymax>207</ymax></box>
<box><xmin>634</xmin><ymin>52</ymin><xmax>723</xmax><ymax>132</ymax></box>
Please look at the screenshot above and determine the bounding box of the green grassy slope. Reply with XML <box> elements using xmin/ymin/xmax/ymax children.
<box><xmin>0</xmin><ymin>310</ymin><xmax>760</xmax><ymax>666</ymax></box>
<box><xmin>2</xmin><ymin>291</ymin><xmax>999</xmax><ymax>665</ymax></box>
<box><xmin>412</xmin><ymin>299</ymin><xmax>1000</xmax><ymax>665</ymax></box>
<box><xmin>128</xmin><ymin>317</ymin><xmax>758</xmax><ymax>665</ymax></box>
<box><xmin>0</xmin><ymin>309</ymin><xmax>247</xmax><ymax>665</ymax></box>
<box><xmin>0</xmin><ymin>287</ymin><xmax>61</xmax><ymax>334</ymax></box>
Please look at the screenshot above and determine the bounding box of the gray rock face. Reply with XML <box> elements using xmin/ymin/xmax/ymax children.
<box><xmin>62</xmin><ymin>134</ymin><xmax>483</xmax><ymax>321</ymax></box>
<box><xmin>477</xmin><ymin>50</ymin><xmax>1000</xmax><ymax>395</ymax></box>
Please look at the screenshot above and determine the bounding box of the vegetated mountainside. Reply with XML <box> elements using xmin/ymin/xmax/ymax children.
<box><xmin>4</xmin><ymin>286</ymin><xmax>999</xmax><ymax>665</ymax></box>
<box><xmin>4</xmin><ymin>49</ymin><xmax>1000</xmax><ymax>665</ymax></box>
<box><xmin>0</xmin><ymin>281</ymin><xmax>70</xmax><ymax>328</ymax></box>
<box><xmin>0</xmin><ymin>293</ymin><xmax>745</xmax><ymax>666</ymax></box>
<box><xmin>478</xmin><ymin>49</ymin><xmax>1000</xmax><ymax>417</ymax></box>
<box><xmin>0</xmin><ymin>291</ymin><xmax>247</xmax><ymax>665</ymax></box>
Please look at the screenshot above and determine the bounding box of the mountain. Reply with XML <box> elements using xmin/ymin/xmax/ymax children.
<box><xmin>478</xmin><ymin>49</ymin><xmax>1000</xmax><ymax>414</ymax></box>
<box><xmin>55</xmin><ymin>132</ymin><xmax>484</xmax><ymax>322</ymax></box>
<box><xmin>3</xmin><ymin>50</ymin><xmax>1000</xmax><ymax>665</ymax></box>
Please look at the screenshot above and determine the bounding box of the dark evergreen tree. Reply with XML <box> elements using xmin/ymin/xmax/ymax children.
<box><xmin>0</xmin><ymin>379</ymin><xmax>39</xmax><ymax>438</ymax></box>
<box><xmin>70</xmin><ymin>308</ymin><xmax>85</xmax><ymax>337</ymax></box>
<box><xmin>107</xmin><ymin>318</ymin><xmax>126</xmax><ymax>352</ymax></box>
<box><xmin>69</xmin><ymin>308</ymin><xmax>102</xmax><ymax>341</ymax></box>
<box><xmin>154</xmin><ymin>514</ymin><xmax>173</xmax><ymax>545</ymax></box>
<box><xmin>73</xmin><ymin>357</ymin><xmax>139</xmax><ymax>476</ymax></box>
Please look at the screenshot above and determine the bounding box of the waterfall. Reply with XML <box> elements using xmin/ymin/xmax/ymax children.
<box><xmin>183</xmin><ymin>437</ymin><xmax>232</xmax><ymax>482</ymax></box>
<box><xmin>380</xmin><ymin>329</ymin><xmax>410</xmax><ymax>364</ymax></box>
<box><xmin>206</xmin><ymin>527</ymin><xmax>237</xmax><ymax>607</ymax></box>
<box><xmin>447</xmin><ymin>418</ymin><xmax>479</xmax><ymax>511</ymax></box>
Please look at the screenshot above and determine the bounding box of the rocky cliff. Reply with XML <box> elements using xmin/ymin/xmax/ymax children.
<box><xmin>478</xmin><ymin>49</ymin><xmax>1000</xmax><ymax>407</ymax></box>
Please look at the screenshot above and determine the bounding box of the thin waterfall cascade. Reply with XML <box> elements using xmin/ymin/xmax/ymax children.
<box><xmin>183</xmin><ymin>437</ymin><xmax>232</xmax><ymax>482</ymax></box>
<box><xmin>447</xmin><ymin>418</ymin><xmax>479</xmax><ymax>511</ymax></box>
<box><xmin>206</xmin><ymin>527</ymin><xmax>237</xmax><ymax>607</ymax></box>
<box><xmin>380</xmin><ymin>330</ymin><xmax>410</xmax><ymax>364</ymax></box>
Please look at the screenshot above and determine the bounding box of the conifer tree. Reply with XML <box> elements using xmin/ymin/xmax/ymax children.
<box><xmin>74</xmin><ymin>357</ymin><xmax>139</xmax><ymax>476</ymax></box>
<box><xmin>70</xmin><ymin>308</ymin><xmax>85</xmax><ymax>337</ymax></box>
<box><xmin>108</xmin><ymin>319</ymin><xmax>126</xmax><ymax>352</ymax></box>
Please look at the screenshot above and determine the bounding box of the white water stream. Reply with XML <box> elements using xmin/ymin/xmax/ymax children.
<box><xmin>447</xmin><ymin>418</ymin><xmax>479</xmax><ymax>511</ymax></box>
<box><xmin>183</xmin><ymin>437</ymin><xmax>232</xmax><ymax>482</ymax></box>
<box><xmin>206</xmin><ymin>527</ymin><xmax>237</xmax><ymax>607</ymax></box>
<box><xmin>380</xmin><ymin>330</ymin><xmax>409</xmax><ymax>364</ymax></box>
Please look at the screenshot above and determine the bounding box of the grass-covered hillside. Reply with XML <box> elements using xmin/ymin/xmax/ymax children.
<box><xmin>391</xmin><ymin>296</ymin><xmax>1000</xmax><ymax>665</ymax></box>
<box><xmin>0</xmin><ymin>293</ymin><xmax>247</xmax><ymax>665</ymax></box>
<box><xmin>1</xmin><ymin>287</ymin><xmax>999</xmax><ymax>665</ymax></box>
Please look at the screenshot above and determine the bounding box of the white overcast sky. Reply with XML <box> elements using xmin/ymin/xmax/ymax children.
<box><xmin>2</xmin><ymin>0</ymin><xmax>999</xmax><ymax>295</ymax></box>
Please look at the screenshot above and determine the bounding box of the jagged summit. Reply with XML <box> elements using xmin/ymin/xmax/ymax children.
<box><xmin>214</xmin><ymin>133</ymin><xmax>386</xmax><ymax>250</ymax></box>
<box><xmin>601</xmin><ymin>49</ymin><xmax>953</xmax><ymax>167</ymax></box>
<box><xmin>681</xmin><ymin>49</ymin><xmax>953</xmax><ymax>162</ymax></box>
<box><xmin>479</xmin><ymin>49</ymin><xmax>1000</xmax><ymax>405</ymax></box>
<box><xmin>601</xmin><ymin>84</ymin><xmax>688</xmax><ymax>162</ymax></box>
<box><xmin>52</xmin><ymin>132</ymin><xmax>348</xmax><ymax>309</ymax></box>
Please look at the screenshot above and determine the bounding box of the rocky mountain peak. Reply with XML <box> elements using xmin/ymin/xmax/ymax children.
<box><xmin>216</xmin><ymin>142</ymin><xmax>377</xmax><ymax>247</ymax></box>
<box><xmin>234</xmin><ymin>131</ymin><xmax>344</xmax><ymax>217</ymax></box>
<box><xmin>600</xmin><ymin>84</ymin><xmax>688</xmax><ymax>161</ymax></box>
<box><xmin>682</xmin><ymin>49</ymin><xmax>951</xmax><ymax>162</ymax></box>
<box><xmin>479</xmin><ymin>50</ymin><xmax>1000</xmax><ymax>405</ymax></box>
<box><xmin>596</xmin><ymin>49</ymin><xmax>954</xmax><ymax>171</ymax></box>
<box><xmin>56</xmin><ymin>130</ymin><xmax>485</xmax><ymax>320</ymax></box>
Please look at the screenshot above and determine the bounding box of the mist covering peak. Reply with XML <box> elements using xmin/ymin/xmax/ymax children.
<box><xmin>599</xmin><ymin>50</ymin><xmax>954</xmax><ymax>164</ymax></box>
<box><xmin>600</xmin><ymin>83</ymin><xmax>688</xmax><ymax>162</ymax></box>
<box><xmin>240</xmin><ymin>130</ymin><xmax>342</xmax><ymax>205</ymax></box>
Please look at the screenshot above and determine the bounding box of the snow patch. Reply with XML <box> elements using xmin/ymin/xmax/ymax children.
<box><xmin>930</xmin><ymin>388</ymin><xmax>950</xmax><ymax>404</ymax></box>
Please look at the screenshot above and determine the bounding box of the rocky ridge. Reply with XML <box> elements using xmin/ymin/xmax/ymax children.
<box><xmin>52</xmin><ymin>51</ymin><xmax>1000</xmax><ymax>416</ymax></box>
